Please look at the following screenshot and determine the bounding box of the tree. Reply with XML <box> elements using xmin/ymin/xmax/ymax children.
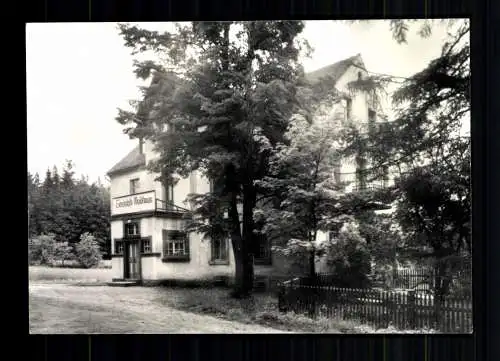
<box><xmin>38</xmin><ymin>169</ymin><xmax>60</xmax><ymax>237</ymax></box>
<box><xmin>75</xmin><ymin>232</ymin><xmax>102</xmax><ymax>268</ymax></box>
<box><xmin>28</xmin><ymin>172</ymin><xmax>42</xmax><ymax>237</ymax></box>
<box><xmin>255</xmin><ymin>105</ymin><xmax>347</xmax><ymax>278</ymax></box>
<box><xmin>345</xmin><ymin>19</ymin><xmax>470</xmax><ymax>325</ymax></box>
<box><xmin>116</xmin><ymin>21</ymin><xmax>311</xmax><ymax>297</ymax></box>
<box><xmin>28</xmin><ymin>161</ymin><xmax>111</xmax><ymax>260</ymax></box>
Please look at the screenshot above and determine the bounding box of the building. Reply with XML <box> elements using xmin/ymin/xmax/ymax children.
<box><xmin>107</xmin><ymin>53</ymin><xmax>389</xmax><ymax>284</ymax></box>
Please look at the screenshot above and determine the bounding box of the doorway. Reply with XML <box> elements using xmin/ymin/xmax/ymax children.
<box><xmin>123</xmin><ymin>220</ymin><xmax>141</xmax><ymax>280</ymax></box>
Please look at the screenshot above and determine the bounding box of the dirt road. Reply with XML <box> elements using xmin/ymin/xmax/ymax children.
<box><xmin>29</xmin><ymin>283</ymin><xmax>288</xmax><ymax>334</ymax></box>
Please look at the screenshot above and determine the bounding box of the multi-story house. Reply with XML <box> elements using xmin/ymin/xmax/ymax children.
<box><xmin>107</xmin><ymin>53</ymin><xmax>389</xmax><ymax>285</ymax></box>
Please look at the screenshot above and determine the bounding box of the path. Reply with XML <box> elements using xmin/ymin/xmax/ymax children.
<box><xmin>29</xmin><ymin>283</ymin><xmax>288</xmax><ymax>334</ymax></box>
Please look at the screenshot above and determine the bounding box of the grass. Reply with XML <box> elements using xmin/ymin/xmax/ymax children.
<box><xmin>29</xmin><ymin>265</ymin><xmax>113</xmax><ymax>284</ymax></box>
<box><xmin>150</xmin><ymin>287</ymin><xmax>371</xmax><ymax>333</ymax></box>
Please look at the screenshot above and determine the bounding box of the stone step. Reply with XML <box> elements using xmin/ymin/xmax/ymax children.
<box><xmin>107</xmin><ymin>280</ymin><xmax>141</xmax><ymax>287</ymax></box>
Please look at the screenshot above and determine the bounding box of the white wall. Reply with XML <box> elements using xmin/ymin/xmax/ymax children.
<box><xmin>110</xmin><ymin>143</ymin><xmax>193</xmax><ymax>209</ymax></box>
<box><xmin>153</xmin><ymin>217</ymin><xmax>236</xmax><ymax>280</ymax></box>
<box><xmin>110</xmin><ymin>168</ymin><xmax>154</xmax><ymax>199</ymax></box>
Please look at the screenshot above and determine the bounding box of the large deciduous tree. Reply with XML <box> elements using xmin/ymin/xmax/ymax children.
<box><xmin>116</xmin><ymin>21</ymin><xmax>311</xmax><ymax>297</ymax></box>
<box><xmin>254</xmin><ymin>102</ymin><xmax>348</xmax><ymax>278</ymax></box>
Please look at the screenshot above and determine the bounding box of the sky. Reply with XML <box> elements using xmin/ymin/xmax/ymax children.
<box><xmin>26</xmin><ymin>20</ymin><xmax>463</xmax><ymax>184</ymax></box>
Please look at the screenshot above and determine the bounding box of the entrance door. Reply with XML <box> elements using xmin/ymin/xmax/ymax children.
<box><xmin>127</xmin><ymin>242</ymin><xmax>140</xmax><ymax>279</ymax></box>
<box><xmin>123</xmin><ymin>221</ymin><xmax>141</xmax><ymax>280</ymax></box>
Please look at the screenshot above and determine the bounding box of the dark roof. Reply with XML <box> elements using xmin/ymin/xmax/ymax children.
<box><xmin>107</xmin><ymin>145</ymin><xmax>146</xmax><ymax>177</ymax></box>
<box><xmin>305</xmin><ymin>54</ymin><xmax>365</xmax><ymax>85</ymax></box>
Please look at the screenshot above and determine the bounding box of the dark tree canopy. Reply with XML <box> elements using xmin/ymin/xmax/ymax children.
<box><xmin>116</xmin><ymin>21</ymin><xmax>312</xmax><ymax>296</ymax></box>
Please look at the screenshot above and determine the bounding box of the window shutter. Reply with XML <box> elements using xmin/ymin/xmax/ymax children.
<box><xmin>162</xmin><ymin>230</ymin><xmax>168</xmax><ymax>254</ymax></box>
<box><xmin>185</xmin><ymin>233</ymin><xmax>190</xmax><ymax>256</ymax></box>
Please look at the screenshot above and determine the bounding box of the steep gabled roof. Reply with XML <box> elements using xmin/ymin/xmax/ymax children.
<box><xmin>107</xmin><ymin>145</ymin><xmax>146</xmax><ymax>177</ymax></box>
<box><xmin>305</xmin><ymin>53</ymin><xmax>366</xmax><ymax>84</ymax></box>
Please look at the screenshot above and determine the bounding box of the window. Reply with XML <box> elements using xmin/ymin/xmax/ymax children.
<box><xmin>141</xmin><ymin>237</ymin><xmax>152</xmax><ymax>253</ymax></box>
<box><xmin>189</xmin><ymin>172</ymin><xmax>197</xmax><ymax>194</ymax></box>
<box><xmin>356</xmin><ymin>157</ymin><xmax>368</xmax><ymax>190</ymax></box>
<box><xmin>165</xmin><ymin>183</ymin><xmax>174</xmax><ymax>203</ymax></box>
<box><xmin>333</xmin><ymin>164</ymin><xmax>342</xmax><ymax>184</ymax></box>
<box><xmin>328</xmin><ymin>223</ymin><xmax>342</xmax><ymax>243</ymax></box>
<box><xmin>163</xmin><ymin>230</ymin><xmax>190</xmax><ymax>261</ymax></box>
<box><xmin>345</xmin><ymin>98</ymin><xmax>352</xmax><ymax>121</ymax></box>
<box><xmin>382</xmin><ymin>166</ymin><xmax>389</xmax><ymax>188</ymax></box>
<box><xmin>368</xmin><ymin>109</ymin><xmax>376</xmax><ymax>123</ymax></box>
<box><xmin>356</xmin><ymin>169</ymin><xmax>367</xmax><ymax>190</ymax></box>
<box><xmin>209</xmin><ymin>178</ymin><xmax>215</xmax><ymax>193</ymax></box>
<box><xmin>114</xmin><ymin>240</ymin><xmax>124</xmax><ymax>254</ymax></box>
<box><xmin>130</xmin><ymin>178</ymin><xmax>140</xmax><ymax>194</ymax></box>
<box><xmin>210</xmin><ymin>237</ymin><xmax>229</xmax><ymax>264</ymax></box>
<box><xmin>124</xmin><ymin>222</ymin><xmax>140</xmax><ymax>237</ymax></box>
<box><xmin>254</xmin><ymin>234</ymin><xmax>271</xmax><ymax>265</ymax></box>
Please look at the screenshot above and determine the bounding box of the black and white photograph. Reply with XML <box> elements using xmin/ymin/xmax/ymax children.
<box><xmin>27</xmin><ymin>19</ymin><xmax>471</xmax><ymax>334</ymax></box>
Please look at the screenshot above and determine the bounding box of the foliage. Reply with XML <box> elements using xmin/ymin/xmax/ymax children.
<box><xmin>344</xmin><ymin>20</ymin><xmax>471</xmax><ymax>305</ymax></box>
<box><xmin>323</xmin><ymin>222</ymin><xmax>372</xmax><ymax>288</ymax></box>
<box><xmin>54</xmin><ymin>241</ymin><xmax>74</xmax><ymax>265</ymax></box>
<box><xmin>28</xmin><ymin>160</ymin><xmax>111</xmax><ymax>258</ymax></box>
<box><xmin>116</xmin><ymin>21</ymin><xmax>311</xmax><ymax>297</ymax></box>
<box><xmin>75</xmin><ymin>232</ymin><xmax>103</xmax><ymax>269</ymax></box>
<box><xmin>28</xmin><ymin>234</ymin><xmax>58</xmax><ymax>266</ymax></box>
<box><xmin>254</xmin><ymin>104</ymin><xmax>351</xmax><ymax>276</ymax></box>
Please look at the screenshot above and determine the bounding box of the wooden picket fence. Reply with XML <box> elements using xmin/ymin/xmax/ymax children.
<box><xmin>277</xmin><ymin>278</ymin><xmax>472</xmax><ymax>333</ymax></box>
<box><xmin>393</xmin><ymin>268</ymin><xmax>434</xmax><ymax>290</ymax></box>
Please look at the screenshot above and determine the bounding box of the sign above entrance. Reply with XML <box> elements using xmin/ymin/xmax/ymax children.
<box><xmin>112</xmin><ymin>191</ymin><xmax>156</xmax><ymax>216</ymax></box>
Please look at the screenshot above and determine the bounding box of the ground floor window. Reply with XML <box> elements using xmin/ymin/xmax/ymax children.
<box><xmin>328</xmin><ymin>223</ymin><xmax>342</xmax><ymax>243</ymax></box>
<box><xmin>141</xmin><ymin>237</ymin><xmax>152</xmax><ymax>253</ymax></box>
<box><xmin>162</xmin><ymin>230</ymin><xmax>190</xmax><ymax>261</ymax></box>
<box><xmin>254</xmin><ymin>234</ymin><xmax>271</xmax><ymax>265</ymax></box>
<box><xmin>210</xmin><ymin>237</ymin><xmax>229</xmax><ymax>264</ymax></box>
<box><xmin>114</xmin><ymin>239</ymin><xmax>124</xmax><ymax>254</ymax></box>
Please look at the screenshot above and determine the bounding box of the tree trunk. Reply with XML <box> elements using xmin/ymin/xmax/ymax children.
<box><xmin>228</xmin><ymin>182</ymin><xmax>256</xmax><ymax>298</ymax></box>
<box><xmin>239</xmin><ymin>185</ymin><xmax>257</xmax><ymax>297</ymax></box>
<box><xmin>309</xmin><ymin>249</ymin><xmax>316</xmax><ymax>278</ymax></box>
<box><xmin>433</xmin><ymin>259</ymin><xmax>452</xmax><ymax>331</ymax></box>
<box><xmin>229</xmin><ymin>192</ymin><xmax>246</xmax><ymax>297</ymax></box>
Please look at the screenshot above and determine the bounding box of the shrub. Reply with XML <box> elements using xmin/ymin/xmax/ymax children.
<box><xmin>324</xmin><ymin>222</ymin><xmax>372</xmax><ymax>289</ymax></box>
<box><xmin>75</xmin><ymin>232</ymin><xmax>102</xmax><ymax>268</ymax></box>
<box><xmin>28</xmin><ymin>234</ymin><xmax>57</xmax><ymax>265</ymax></box>
<box><xmin>54</xmin><ymin>241</ymin><xmax>75</xmax><ymax>266</ymax></box>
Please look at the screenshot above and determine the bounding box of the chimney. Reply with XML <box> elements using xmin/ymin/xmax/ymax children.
<box><xmin>139</xmin><ymin>137</ymin><xmax>144</xmax><ymax>154</ymax></box>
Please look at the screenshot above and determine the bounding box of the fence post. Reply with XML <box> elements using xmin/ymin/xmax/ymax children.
<box><xmin>278</xmin><ymin>282</ymin><xmax>287</xmax><ymax>312</ymax></box>
<box><xmin>407</xmin><ymin>290</ymin><xmax>417</xmax><ymax>329</ymax></box>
